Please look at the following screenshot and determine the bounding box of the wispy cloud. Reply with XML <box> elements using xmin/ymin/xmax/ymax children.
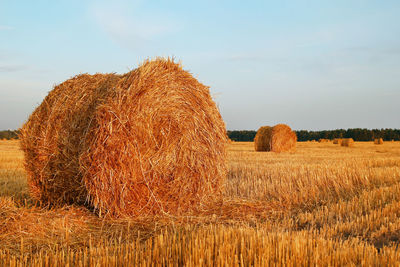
<box><xmin>0</xmin><ymin>25</ymin><xmax>14</xmax><ymax>31</ymax></box>
<box><xmin>0</xmin><ymin>65</ymin><xmax>28</xmax><ymax>72</ymax></box>
<box><xmin>89</xmin><ymin>1</ymin><xmax>180</xmax><ymax>49</ymax></box>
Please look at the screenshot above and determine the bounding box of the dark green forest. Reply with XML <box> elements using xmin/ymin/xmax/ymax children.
<box><xmin>228</xmin><ymin>128</ymin><xmax>400</xmax><ymax>142</ymax></box>
<box><xmin>1</xmin><ymin>128</ymin><xmax>400</xmax><ymax>141</ymax></box>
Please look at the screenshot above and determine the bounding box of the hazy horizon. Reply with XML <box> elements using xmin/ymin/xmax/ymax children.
<box><xmin>1</xmin><ymin>1</ymin><xmax>399</xmax><ymax>131</ymax></box>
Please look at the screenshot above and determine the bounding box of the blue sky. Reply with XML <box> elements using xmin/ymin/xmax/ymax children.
<box><xmin>1</xmin><ymin>0</ymin><xmax>399</xmax><ymax>130</ymax></box>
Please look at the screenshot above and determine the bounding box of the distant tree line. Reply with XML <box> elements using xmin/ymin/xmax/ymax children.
<box><xmin>227</xmin><ymin>130</ymin><xmax>257</xmax><ymax>142</ymax></box>
<box><xmin>228</xmin><ymin>128</ymin><xmax>400</xmax><ymax>142</ymax></box>
<box><xmin>2</xmin><ymin>128</ymin><xmax>400</xmax><ymax>141</ymax></box>
<box><xmin>0</xmin><ymin>130</ymin><xmax>20</xmax><ymax>140</ymax></box>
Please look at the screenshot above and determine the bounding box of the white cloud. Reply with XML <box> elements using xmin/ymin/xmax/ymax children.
<box><xmin>89</xmin><ymin>1</ymin><xmax>179</xmax><ymax>49</ymax></box>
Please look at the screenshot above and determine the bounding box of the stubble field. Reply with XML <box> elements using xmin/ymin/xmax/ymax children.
<box><xmin>1</xmin><ymin>139</ymin><xmax>400</xmax><ymax>266</ymax></box>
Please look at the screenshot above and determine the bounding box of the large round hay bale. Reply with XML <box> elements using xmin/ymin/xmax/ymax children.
<box><xmin>20</xmin><ymin>58</ymin><xmax>227</xmax><ymax>217</ymax></box>
<box><xmin>254</xmin><ymin>124</ymin><xmax>296</xmax><ymax>152</ymax></box>
<box><xmin>341</xmin><ymin>138</ymin><xmax>354</xmax><ymax>147</ymax></box>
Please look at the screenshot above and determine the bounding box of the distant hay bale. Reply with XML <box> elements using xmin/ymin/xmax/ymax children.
<box><xmin>318</xmin><ymin>139</ymin><xmax>330</xmax><ymax>143</ymax></box>
<box><xmin>20</xmin><ymin>58</ymin><xmax>227</xmax><ymax>217</ymax></box>
<box><xmin>254</xmin><ymin>124</ymin><xmax>297</xmax><ymax>152</ymax></box>
<box><xmin>333</xmin><ymin>138</ymin><xmax>342</xmax><ymax>145</ymax></box>
<box><xmin>254</xmin><ymin>126</ymin><xmax>272</xmax><ymax>151</ymax></box>
<box><xmin>341</xmin><ymin>138</ymin><xmax>354</xmax><ymax>147</ymax></box>
<box><xmin>374</xmin><ymin>138</ymin><xmax>384</xmax><ymax>145</ymax></box>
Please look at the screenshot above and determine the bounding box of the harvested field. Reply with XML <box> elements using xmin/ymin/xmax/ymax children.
<box><xmin>1</xmin><ymin>139</ymin><xmax>400</xmax><ymax>265</ymax></box>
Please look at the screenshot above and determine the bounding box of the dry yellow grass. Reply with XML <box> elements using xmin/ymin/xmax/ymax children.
<box><xmin>1</xmin><ymin>139</ymin><xmax>400</xmax><ymax>265</ymax></box>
